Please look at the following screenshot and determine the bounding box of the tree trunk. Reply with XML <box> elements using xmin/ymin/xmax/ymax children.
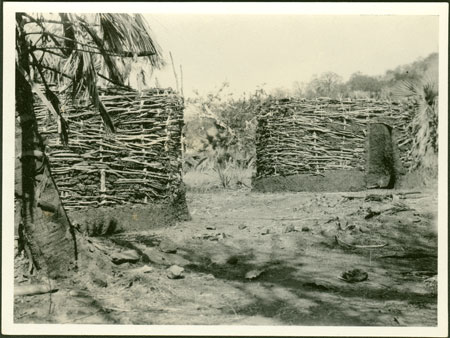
<box><xmin>16</xmin><ymin>14</ymin><xmax>77</xmax><ymax>278</ymax></box>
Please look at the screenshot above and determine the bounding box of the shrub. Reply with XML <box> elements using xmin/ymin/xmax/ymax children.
<box><xmin>394</xmin><ymin>75</ymin><xmax>438</xmax><ymax>171</ymax></box>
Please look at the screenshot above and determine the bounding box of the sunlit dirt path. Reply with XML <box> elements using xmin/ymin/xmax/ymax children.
<box><xmin>15</xmin><ymin>189</ymin><xmax>438</xmax><ymax>326</ymax></box>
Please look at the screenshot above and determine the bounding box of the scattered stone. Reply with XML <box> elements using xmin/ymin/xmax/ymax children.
<box><xmin>195</xmin><ymin>234</ymin><xmax>211</xmax><ymax>240</ymax></box>
<box><xmin>205</xmin><ymin>274</ymin><xmax>215</xmax><ymax>280</ymax></box>
<box><xmin>301</xmin><ymin>226</ymin><xmax>310</xmax><ymax>232</ymax></box>
<box><xmin>226</xmin><ymin>256</ymin><xmax>239</xmax><ymax>265</ymax></box>
<box><xmin>364</xmin><ymin>208</ymin><xmax>381</xmax><ymax>219</ymax></box>
<box><xmin>339</xmin><ymin>269</ymin><xmax>368</xmax><ymax>283</ymax></box>
<box><xmin>424</xmin><ymin>275</ymin><xmax>437</xmax><ymax>295</ymax></box>
<box><xmin>238</xmin><ymin>224</ymin><xmax>247</xmax><ymax>230</ymax></box>
<box><xmin>364</xmin><ymin>194</ymin><xmax>392</xmax><ymax>202</ymax></box>
<box><xmin>385</xmin><ymin>202</ymin><xmax>412</xmax><ymax>214</ymax></box>
<box><xmin>245</xmin><ymin>269</ymin><xmax>264</xmax><ymax>280</ymax></box>
<box><xmin>142</xmin><ymin>247</ymin><xmax>189</xmax><ymax>266</ymax></box>
<box><xmin>119</xmin><ymin>317</ymin><xmax>133</xmax><ymax>325</ymax></box>
<box><xmin>206</xmin><ymin>225</ymin><xmax>216</xmax><ymax>230</ymax></box>
<box><xmin>303</xmin><ymin>281</ymin><xmax>331</xmax><ymax>291</ymax></box>
<box><xmin>358</xmin><ymin>225</ymin><xmax>370</xmax><ymax>233</ymax></box>
<box><xmin>69</xmin><ymin>290</ymin><xmax>88</xmax><ymax>297</ymax></box>
<box><xmin>167</xmin><ymin>265</ymin><xmax>184</xmax><ymax>279</ymax></box>
<box><xmin>111</xmin><ymin>249</ymin><xmax>140</xmax><ymax>264</ymax></box>
<box><xmin>344</xmin><ymin>224</ymin><xmax>356</xmax><ymax>231</ymax></box>
<box><xmin>128</xmin><ymin>265</ymin><xmax>153</xmax><ymax>274</ymax></box>
<box><xmin>159</xmin><ymin>239</ymin><xmax>178</xmax><ymax>253</ymax></box>
<box><xmin>393</xmin><ymin>316</ymin><xmax>405</xmax><ymax>326</ymax></box>
<box><xmin>195</xmin><ymin>233</ymin><xmax>227</xmax><ymax>241</ymax></box>
<box><xmin>114</xmin><ymin>271</ymin><xmax>124</xmax><ymax>278</ymax></box>
<box><xmin>325</xmin><ymin>216</ymin><xmax>339</xmax><ymax>224</ymax></box>
<box><xmin>283</xmin><ymin>224</ymin><xmax>296</xmax><ymax>233</ymax></box>
<box><xmin>216</xmin><ymin>233</ymin><xmax>227</xmax><ymax>240</ymax></box>
<box><xmin>92</xmin><ymin>278</ymin><xmax>108</xmax><ymax>288</ymax></box>
<box><xmin>261</xmin><ymin>229</ymin><xmax>270</xmax><ymax>235</ymax></box>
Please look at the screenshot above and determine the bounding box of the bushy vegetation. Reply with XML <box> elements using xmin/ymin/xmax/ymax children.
<box><xmin>390</xmin><ymin>53</ymin><xmax>438</xmax><ymax>171</ymax></box>
<box><xmin>273</xmin><ymin>53</ymin><xmax>438</xmax><ymax>100</ymax></box>
<box><xmin>183</xmin><ymin>83</ymin><xmax>263</xmax><ymax>189</ymax></box>
<box><xmin>394</xmin><ymin>77</ymin><xmax>438</xmax><ymax>171</ymax></box>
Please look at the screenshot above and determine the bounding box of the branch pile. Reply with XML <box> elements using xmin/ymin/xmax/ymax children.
<box><xmin>35</xmin><ymin>87</ymin><xmax>185</xmax><ymax>210</ymax></box>
<box><xmin>255</xmin><ymin>97</ymin><xmax>412</xmax><ymax>178</ymax></box>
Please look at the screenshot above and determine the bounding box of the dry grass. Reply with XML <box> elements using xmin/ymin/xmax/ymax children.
<box><xmin>397</xmin><ymin>167</ymin><xmax>438</xmax><ymax>191</ymax></box>
<box><xmin>183</xmin><ymin>167</ymin><xmax>253</xmax><ymax>192</ymax></box>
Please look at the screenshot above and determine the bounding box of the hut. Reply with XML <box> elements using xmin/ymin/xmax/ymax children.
<box><xmin>34</xmin><ymin>86</ymin><xmax>189</xmax><ymax>232</ymax></box>
<box><xmin>253</xmin><ymin>97</ymin><xmax>412</xmax><ymax>192</ymax></box>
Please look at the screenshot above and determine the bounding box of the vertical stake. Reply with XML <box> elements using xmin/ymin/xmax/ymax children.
<box><xmin>341</xmin><ymin>136</ymin><xmax>346</xmax><ymax>168</ymax></box>
<box><xmin>99</xmin><ymin>122</ymin><xmax>106</xmax><ymax>205</ymax></box>
<box><xmin>56</xmin><ymin>116</ymin><xmax>62</xmax><ymax>145</ymax></box>
<box><xmin>313</xmin><ymin>131</ymin><xmax>319</xmax><ymax>173</ymax></box>
<box><xmin>100</xmin><ymin>169</ymin><xmax>106</xmax><ymax>192</ymax></box>
<box><xmin>142</xmin><ymin>123</ymin><xmax>147</xmax><ymax>204</ymax></box>
<box><xmin>180</xmin><ymin>64</ymin><xmax>184</xmax><ymax>97</ymax></box>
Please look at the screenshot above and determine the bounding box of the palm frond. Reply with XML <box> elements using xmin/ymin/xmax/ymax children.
<box><xmin>421</xmin><ymin>77</ymin><xmax>438</xmax><ymax>107</ymax></box>
<box><xmin>62</xmin><ymin>49</ymin><xmax>115</xmax><ymax>132</ymax></box>
<box><xmin>394</xmin><ymin>75</ymin><xmax>439</xmax><ymax>170</ymax></box>
<box><xmin>77</xmin><ymin>15</ymin><xmax>124</xmax><ymax>85</ymax></box>
<box><xmin>82</xmin><ymin>51</ymin><xmax>115</xmax><ymax>132</ymax></box>
<box><xmin>391</xmin><ymin>79</ymin><xmax>420</xmax><ymax>101</ymax></box>
<box><xmin>98</xmin><ymin>13</ymin><xmax>164</xmax><ymax>68</ymax></box>
<box><xmin>59</xmin><ymin>13</ymin><xmax>76</xmax><ymax>56</ymax></box>
<box><xmin>18</xmin><ymin>62</ymin><xmax>69</xmax><ymax>144</ymax></box>
<box><xmin>19</xmin><ymin>12</ymin><xmax>165</xmax><ymax>136</ymax></box>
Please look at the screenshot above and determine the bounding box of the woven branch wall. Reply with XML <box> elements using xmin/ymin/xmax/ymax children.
<box><xmin>255</xmin><ymin>98</ymin><xmax>412</xmax><ymax>179</ymax></box>
<box><xmin>35</xmin><ymin>87</ymin><xmax>185</xmax><ymax>211</ymax></box>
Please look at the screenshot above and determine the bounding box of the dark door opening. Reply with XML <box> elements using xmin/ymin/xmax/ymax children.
<box><xmin>365</xmin><ymin>123</ymin><xmax>402</xmax><ymax>189</ymax></box>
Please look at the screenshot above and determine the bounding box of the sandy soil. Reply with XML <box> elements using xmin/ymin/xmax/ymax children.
<box><xmin>14</xmin><ymin>188</ymin><xmax>438</xmax><ymax>326</ymax></box>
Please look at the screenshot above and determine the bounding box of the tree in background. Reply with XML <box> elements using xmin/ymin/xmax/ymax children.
<box><xmin>291</xmin><ymin>81</ymin><xmax>307</xmax><ymax>97</ymax></box>
<box><xmin>381</xmin><ymin>53</ymin><xmax>438</xmax><ymax>99</ymax></box>
<box><xmin>15</xmin><ymin>12</ymin><xmax>163</xmax><ymax>277</ymax></box>
<box><xmin>347</xmin><ymin>72</ymin><xmax>383</xmax><ymax>98</ymax></box>
<box><xmin>289</xmin><ymin>53</ymin><xmax>438</xmax><ymax>101</ymax></box>
<box><xmin>305</xmin><ymin>71</ymin><xmax>345</xmax><ymax>98</ymax></box>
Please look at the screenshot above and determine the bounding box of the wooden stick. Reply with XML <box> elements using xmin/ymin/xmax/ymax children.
<box><xmin>15</xmin><ymin>283</ymin><xmax>58</xmax><ymax>297</ymax></box>
<box><xmin>335</xmin><ymin>235</ymin><xmax>388</xmax><ymax>249</ymax></box>
<box><xmin>169</xmin><ymin>52</ymin><xmax>179</xmax><ymax>93</ymax></box>
<box><xmin>180</xmin><ymin>64</ymin><xmax>184</xmax><ymax>97</ymax></box>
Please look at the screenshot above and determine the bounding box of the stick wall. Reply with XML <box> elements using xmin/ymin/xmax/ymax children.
<box><xmin>255</xmin><ymin>97</ymin><xmax>412</xmax><ymax>178</ymax></box>
<box><xmin>35</xmin><ymin>87</ymin><xmax>185</xmax><ymax>211</ymax></box>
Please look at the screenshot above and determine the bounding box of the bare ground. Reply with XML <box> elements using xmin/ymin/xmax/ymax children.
<box><xmin>14</xmin><ymin>188</ymin><xmax>438</xmax><ymax>326</ymax></box>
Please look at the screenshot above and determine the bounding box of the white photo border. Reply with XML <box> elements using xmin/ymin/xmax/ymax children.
<box><xmin>2</xmin><ymin>2</ymin><xmax>448</xmax><ymax>336</ymax></box>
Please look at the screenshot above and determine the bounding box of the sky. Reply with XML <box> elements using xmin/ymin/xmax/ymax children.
<box><xmin>143</xmin><ymin>14</ymin><xmax>439</xmax><ymax>98</ymax></box>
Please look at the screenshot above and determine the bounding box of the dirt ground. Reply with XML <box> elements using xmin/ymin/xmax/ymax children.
<box><xmin>14</xmin><ymin>188</ymin><xmax>438</xmax><ymax>326</ymax></box>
